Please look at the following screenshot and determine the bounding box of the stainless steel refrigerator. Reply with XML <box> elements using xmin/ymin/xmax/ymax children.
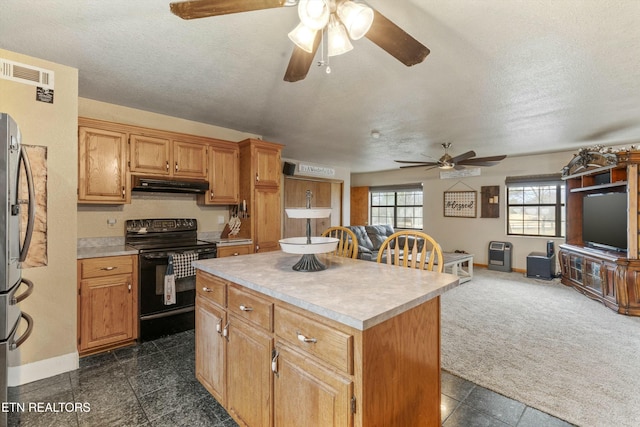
<box><xmin>1</xmin><ymin>113</ymin><xmax>35</xmax><ymax>421</ymax></box>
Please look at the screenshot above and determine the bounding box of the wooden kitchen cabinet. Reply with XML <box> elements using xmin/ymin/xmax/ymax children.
<box><xmin>195</xmin><ymin>272</ymin><xmax>227</xmax><ymax>403</ymax></box>
<box><xmin>195</xmin><ymin>264</ymin><xmax>443</xmax><ymax>427</ymax></box>
<box><xmin>130</xmin><ymin>134</ymin><xmax>208</xmax><ymax>179</ymax></box>
<box><xmin>273</xmin><ymin>343</ymin><xmax>353</xmax><ymax>427</ymax></box>
<box><xmin>199</xmin><ymin>142</ymin><xmax>239</xmax><ymax>205</ymax></box>
<box><xmin>78</xmin><ymin>118</ymin><xmax>236</xmax><ymax>204</ymax></box>
<box><xmin>77</xmin><ymin>255</ymin><xmax>138</xmax><ymax>355</ymax></box>
<box><xmin>217</xmin><ymin>244</ymin><xmax>252</xmax><ymax>258</ymax></box>
<box><xmin>78</xmin><ymin>126</ymin><xmax>129</xmax><ymax>204</ymax></box>
<box><xmin>238</xmin><ymin>138</ymin><xmax>284</xmax><ymax>253</ymax></box>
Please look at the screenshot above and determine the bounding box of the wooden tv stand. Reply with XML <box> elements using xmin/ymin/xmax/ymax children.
<box><xmin>560</xmin><ymin>148</ymin><xmax>640</xmax><ymax>316</ymax></box>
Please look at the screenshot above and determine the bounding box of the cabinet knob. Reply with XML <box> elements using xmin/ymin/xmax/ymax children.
<box><xmin>121</xmin><ymin>186</ymin><xmax>125</xmax><ymax>198</ymax></box>
<box><xmin>100</xmin><ymin>266</ymin><xmax>117</xmax><ymax>271</ymax></box>
<box><xmin>166</xmin><ymin>161</ymin><xmax>169</xmax><ymax>171</ymax></box>
<box><xmin>175</xmin><ymin>162</ymin><xmax>179</xmax><ymax>172</ymax></box>
<box><xmin>232</xmin><ymin>252</ymin><xmax>239</xmax><ymax>256</ymax></box>
<box><xmin>202</xmin><ymin>287</ymin><xmax>212</xmax><ymax>292</ymax></box>
<box><xmin>239</xmin><ymin>304</ymin><xmax>253</xmax><ymax>312</ymax></box>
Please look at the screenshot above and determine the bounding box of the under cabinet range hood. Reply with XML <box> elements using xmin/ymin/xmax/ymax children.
<box><xmin>132</xmin><ymin>176</ymin><xmax>209</xmax><ymax>194</ymax></box>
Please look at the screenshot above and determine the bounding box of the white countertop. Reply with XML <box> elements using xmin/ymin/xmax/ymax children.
<box><xmin>193</xmin><ymin>251</ymin><xmax>459</xmax><ymax>331</ymax></box>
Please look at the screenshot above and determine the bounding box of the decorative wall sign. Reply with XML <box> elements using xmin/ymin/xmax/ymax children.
<box><xmin>481</xmin><ymin>185</ymin><xmax>500</xmax><ymax>218</ymax></box>
<box><xmin>444</xmin><ymin>190</ymin><xmax>477</xmax><ymax>218</ymax></box>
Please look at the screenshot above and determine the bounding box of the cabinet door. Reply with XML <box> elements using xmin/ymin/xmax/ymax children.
<box><xmin>274</xmin><ymin>343</ymin><xmax>353</xmax><ymax>427</ymax></box>
<box><xmin>208</xmin><ymin>144</ymin><xmax>239</xmax><ymax>204</ymax></box>
<box><xmin>195</xmin><ymin>295</ymin><xmax>226</xmax><ymax>403</ymax></box>
<box><xmin>254</xmin><ymin>146</ymin><xmax>281</xmax><ymax>187</ymax></box>
<box><xmin>79</xmin><ymin>274</ymin><xmax>134</xmax><ymax>351</ymax></box>
<box><xmin>255</xmin><ymin>186</ymin><xmax>281</xmax><ymax>252</ymax></box>
<box><xmin>173</xmin><ymin>140</ymin><xmax>208</xmax><ymax>179</ymax></box>
<box><xmin>129</xmin><ymin>134</ymin><xmax>171</xmax><ymax>175</ymax></box>
<box><xmin>227</xmin><ymin>315</ymin><xmax>273</xmax><ymax>427</ymax></box>
<box><xmin>78</xmin><ymin>127</ymin><xmax>129</xmax><ymax>203</ymax></box>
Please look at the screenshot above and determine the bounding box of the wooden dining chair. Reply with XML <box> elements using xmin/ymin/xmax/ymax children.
<box><xmin>376</xmin><ymin>230</ymin><xmax>444</xmax><ymax>272</ymax></box>
<box><xmin>321</xmin><ymin>226</ymin><xmax>359</xmax><ymax>259</ymax></box>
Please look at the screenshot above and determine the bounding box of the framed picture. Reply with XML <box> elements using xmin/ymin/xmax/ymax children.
<box><xmin>444</xmin><ymin>190</ymin><xmax>477</xmax><ymax>218</ymax></box>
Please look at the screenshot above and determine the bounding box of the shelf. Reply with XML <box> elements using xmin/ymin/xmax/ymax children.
<box><xmin>570</xmin><ymin>181</ymin><xmax>628</xmax><ymax>193</ymax></box>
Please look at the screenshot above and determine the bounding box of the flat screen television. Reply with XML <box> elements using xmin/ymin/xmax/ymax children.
<box><xmin>582</xmin><ymin>192</ymin><xmax>627</xmax><ymax>252</ymax></box>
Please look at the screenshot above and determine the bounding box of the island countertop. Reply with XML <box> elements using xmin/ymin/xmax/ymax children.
<box><xmin>193</xmin><ymin>251</ymin><xmax>459</xmax><ymax>330</ymax></box>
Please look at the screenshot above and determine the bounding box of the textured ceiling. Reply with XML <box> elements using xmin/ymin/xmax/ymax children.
<box><xmin>2</xmin><ymin>0</ymin><xmax>640</xmax><ymax>173</ymax></box>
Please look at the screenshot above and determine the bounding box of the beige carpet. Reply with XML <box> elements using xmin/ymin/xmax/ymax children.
<box><xmin>440</xmin><ymin>268</ymin><xmax>640</xmax><ymax>427</ymax></box>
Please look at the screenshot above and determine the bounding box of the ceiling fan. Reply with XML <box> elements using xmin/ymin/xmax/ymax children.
<box><xmin>169</xmin><ymin>0</ymin><xmax>430</xmax><ymax>82</ymax></box>
<box><xmin>395</xmin><ymin>143</ymin><xmax>507</xmax><ymax>170</ymax></box>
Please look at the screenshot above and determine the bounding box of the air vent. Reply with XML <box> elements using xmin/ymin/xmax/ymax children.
<box><xmin>0</xmin><ymin>58</ymin><xmax>54</xmax><ymax>89</ymax></box>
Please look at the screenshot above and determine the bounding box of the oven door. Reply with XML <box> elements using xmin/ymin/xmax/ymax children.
<box><xmin>139</xmin><ymin>246</ymin><xmax>216</xmax><ymax>317</ymax></box>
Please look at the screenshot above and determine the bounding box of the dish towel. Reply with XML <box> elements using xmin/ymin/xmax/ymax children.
<box><xmin>173</xmin><ymin>252</ymin><xmax>199</xmax><ymax>279</ymax></box>
<box><xmin>164</xmin><ymin>255</ymin><xmax>176</xmax><ymax>305</ymax></box>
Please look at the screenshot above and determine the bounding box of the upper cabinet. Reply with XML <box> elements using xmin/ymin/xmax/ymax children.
<box><xmin>78</xmin><ymin>126</ymin><xmax>130</xmax><ymax>204</ymax></box>
<box><xmin>199</xmin><ymin>142</ymin><xmax>240</xmax><ymax>205</ymax></box>
<box><xmin>77</xmin><ymin>118</ymin><xmax>239</xmax><ymax>205</ymax></box>
<box><xmin>129</xmin><ymin>135</ymin><xmax>207</xmax><ymax>179</ymax></box>
<box><xmin>237</xmin><ymin>138</ymin><xmax>284</xmax><ymax>253</ymax></box>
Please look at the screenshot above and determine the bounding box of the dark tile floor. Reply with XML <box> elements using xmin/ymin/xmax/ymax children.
<box><xmin>7</xmin><ymin>330</ymin><xmax>574</xmax><ymax>426</ymax></box>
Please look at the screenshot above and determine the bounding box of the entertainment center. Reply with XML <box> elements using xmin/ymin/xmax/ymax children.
<box><xmin>559</xmin><ymin>147</ymin><xmax>640</xmax><ymax>316</ymax></box>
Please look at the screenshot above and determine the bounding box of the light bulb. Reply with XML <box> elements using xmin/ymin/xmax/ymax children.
<box><xmin>298</xmin><ymin>0</ymin><xmax>330</xmax><ymax>30</ymax></box>
<box><xmin>337</xmin><ymin>1</ymin><xmax>374</xmax><ymax>40</ymax></box>
<box><xmin>327</xmin><ymin>14</ymin><xmax>353</xmax><ymax>56</ymax></box>
<box><xmin>288</xmin><ymin>22</ymin><xmax>318</xmax><ymax>53</ymax></box>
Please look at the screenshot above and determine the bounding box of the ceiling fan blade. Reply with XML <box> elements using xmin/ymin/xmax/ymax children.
<box><xmin>365</xmin><ymin>9</ymin><xmax>430</xmax><ymax>66</ymax></box>
<box><xmin>399</xmin><ymin>163</ymin><xmax>437</xmax><ymax>169</ymax></box>
<box><xmin>283</xmin><ymin>31</ymin><xmax>322</xmax><ymax>82</ymax></box>
<box><xmin>458</xmin><ymin>155</ymin><xmax>507</xmax><ymax>164</ymax></box>
<box><xmin>395</xmin><ymin>160</ymin><xmax>438</xmax><ymax>166</ymax></box>
<box><xmin>170</xmin><ymin>0</ymin><xmax>286</xmax><ymax>19</ymax></box>
<box><xmin>449</xmin><ymin>150</ymin><xmax>476</xmax><ymax>164</ymax></box>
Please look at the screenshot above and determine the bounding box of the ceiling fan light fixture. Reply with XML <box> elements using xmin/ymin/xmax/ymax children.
<box><xmin>327</xmin><ymin>14</ymin><xmax>353</xmax><ymax>56</ymax></box>
<box><xmin>288</xmin><ymin>22</ymin><xmax>318</xmax><ymax>53</ymax></box>
<box><xmin>298</xmin><ymin>0</ymin><xmax>330</xmax><ymax>30</ymax></box>
<box><xmin>337</xmin><ymin>1</ymin><xmax>374</xmax><ymax>40</ymax></box>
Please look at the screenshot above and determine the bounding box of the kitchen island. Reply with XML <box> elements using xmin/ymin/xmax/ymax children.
<box><xmin>193</xmin><ymin>251</ymin><xmax>459</xmax><ymax>427</ymax></box>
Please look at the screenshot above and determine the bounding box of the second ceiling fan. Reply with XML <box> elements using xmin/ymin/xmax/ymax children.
<box><xmin>395</xmin><ymin>143</ymin><xmax>507</xmax><ymax>170</ymax></box>
<box><xmin>169</xmin><ymin>0</ymin><xmax>430</xmax><ymax>82</ymax></box>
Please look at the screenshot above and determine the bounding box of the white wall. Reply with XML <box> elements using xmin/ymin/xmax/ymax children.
<box><xmin>351</xmin><ymin>151</ymin><xmax>575</xmax><ymax>271</ymax></box>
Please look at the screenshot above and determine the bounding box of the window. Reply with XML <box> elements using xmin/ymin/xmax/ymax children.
<box><xmin>506</xmin><ymin>174</ymin><xmax>565</xmax><ymax>237</ymax></box>
<box><xmin>370</xmin><ymin>185</ymin><xmax>423</xmax><ymax>229</ymax></box>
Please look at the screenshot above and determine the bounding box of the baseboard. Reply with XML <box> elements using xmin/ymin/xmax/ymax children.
<box><xmin>7</xmin><ymin>351</ymin><xmax>79</xmax><ymax>387</ymax></box>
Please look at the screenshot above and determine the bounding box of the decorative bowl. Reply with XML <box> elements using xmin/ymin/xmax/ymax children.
<box><xmin>285</xmin><ymin>208</ymin><xmax>333</xmax><ymax>219</ymax></box>
<box><xmin>279</xmin><ymin>237</ymin><xmax>339</xmax><ymax>254</ymax></box>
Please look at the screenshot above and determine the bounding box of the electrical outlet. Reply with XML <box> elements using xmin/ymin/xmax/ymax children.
<box><xmin>218</xmin><ymin>215</ymin><xmax>225</xmax><ymax>225</ymax></box>
<box><xmin>107</xmin><ymin>218</ymin><xmax>117</xmax><ymax>228</ymax></box>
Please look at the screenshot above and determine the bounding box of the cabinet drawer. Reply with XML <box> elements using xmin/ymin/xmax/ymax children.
<box><xmin>196</xmin><ymin>271</ymin><xmax>227</xmax><ymax>307</ymax></box>
<box><xmin>228</xmin><ymin>285</ymin><xmax>272</xmax><ymax>331</ymax></box>
<box><xmin>274</xmin><ymin>306</ymin><xmax>353</xmax><ymax>374</ymax></box>
<box><xmin>217</xmin><ymin>245</ymin><xmax>252</xmax><ymax>258</ymax></box>
<box><xmin>80</xmin><ymin>255</ymin><xmax>133</xmax><ymax>279</ymax></box>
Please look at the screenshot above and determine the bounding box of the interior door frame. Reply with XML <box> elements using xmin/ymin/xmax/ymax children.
<box><xmin>282</xmin><ymin>176</ymin><xmax>344</xmax><ymax>239</ymax></box>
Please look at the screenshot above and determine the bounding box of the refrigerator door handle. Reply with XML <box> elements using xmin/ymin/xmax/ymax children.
<box><xmin>18</xmin><ymin>146</ymin><xmax>36</xmax><ymax>262</ymax></box>
<box><xmin>10</xmin><ymin>277</ymin><xmax>34</xmax><ymax>305</ymax></box>
<box><xmin>10</xmin><ymin>312</ymin><xmax>34</xmax><ymax>350</ymax></box>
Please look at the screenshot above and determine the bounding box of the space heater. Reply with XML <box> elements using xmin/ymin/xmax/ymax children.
<box><xmin>488</xmin><ymin>241</ymin><xmax>512</xmax><ymax>272</ymax></box>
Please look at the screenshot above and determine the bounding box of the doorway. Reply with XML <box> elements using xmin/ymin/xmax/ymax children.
<box><xmin>283</xmin><ymin>177</ymin><xmax>343</xmax><ymax>238</ymax></box>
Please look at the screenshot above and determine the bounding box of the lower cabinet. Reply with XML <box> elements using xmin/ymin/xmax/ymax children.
<box><xmin>195</xmin><ymin>296</ymin><xmax>226</xmax><ymax>403</ymax></box>
<box><xmin>217</xmin><ymin>244</ymin><xmax>252</xmax><ymax>258</ymax></box>
<box><xmin>77</xmin><ymin>255</ymin><xmax>138</xmax><ymax>355</ymax></box>
<box><xmin>273</xmin><ymin>343</ymin><xmax>353</xmax><ymax>427</ymax></box>
<box><xmin>195</xmin><ymin>269</ymin><xmax>441</xmax><ymax>426</ymax></box>
<box><xmin>226</xmin><ymin>315</ymin><xmax>273</xmax><ymax>427</ymax></box>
